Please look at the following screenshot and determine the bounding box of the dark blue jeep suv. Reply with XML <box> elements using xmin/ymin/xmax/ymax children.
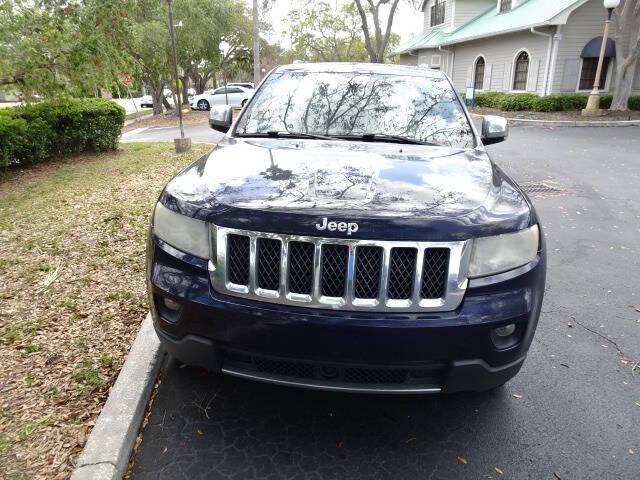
<box><xmin>147</xmin><ymin>63</ymin><xmax>546</xmax><ymax>393</ymax></box>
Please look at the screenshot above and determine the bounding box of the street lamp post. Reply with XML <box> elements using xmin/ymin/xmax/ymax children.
<box><xmin>167</xmin><ymin>0</ymin><xmax>191</xmax><ymax>152</ymax></box>
<box><xmin>582</xmin><ymin>0</ymin><xmax>620</xmax><ymax>116</ymax></box>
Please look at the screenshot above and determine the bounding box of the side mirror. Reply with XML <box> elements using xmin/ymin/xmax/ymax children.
<box><xmin>209</xmin><ymin>104</ymin><xmax>232</xmax><ymax>133</ymax></box>
<box><xmin>481</xmin><ymin>115</ymin><xmax>508</xmax><ymax>145</ymax></box>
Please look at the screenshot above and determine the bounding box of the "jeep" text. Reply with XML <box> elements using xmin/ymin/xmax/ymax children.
<box><xmin>315</xmin><ymin>217</ymin><xmax>359</xmax><ymax>236</ymax></box>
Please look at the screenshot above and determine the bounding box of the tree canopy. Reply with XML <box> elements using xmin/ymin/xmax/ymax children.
<box><xmin>285</xmin><ymin>1</ymin><xmax>399</xmax><ymax>64</ymax></box>
<box><xmin>0</xmin><ymin>0</ymin><xmax>135</xmax><ymax>96</ymax></box>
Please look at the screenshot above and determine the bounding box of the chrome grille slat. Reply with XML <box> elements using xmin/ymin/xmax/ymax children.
<box><xmin>212</xmin><ymin>225</ymin><xmax>470</xmax><ymax>313</ymax></box>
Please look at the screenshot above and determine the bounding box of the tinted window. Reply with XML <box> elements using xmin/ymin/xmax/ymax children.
<box><xmin>236</xmin><ymin>71</ymin><xmax>473</xmax><ymax>148</ymax></box>
<box><xmin>227</xmin><ymin>87</ymin><xmax>243</xmax><ymax>93</ymax></box>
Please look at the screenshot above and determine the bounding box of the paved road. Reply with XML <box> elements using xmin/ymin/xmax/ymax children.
<box><xmin>131</xmin><ymin>126</ymin><xmax>640</xmax><ymax>480</ymax></box>
<box><xmin>121</xmin><ymin>122</ymin><xmax>223</xmax><ymax>145</ymax></box>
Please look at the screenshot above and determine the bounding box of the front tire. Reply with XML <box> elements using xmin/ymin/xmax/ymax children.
<box><xmin>197</xmin><ymin>99</ymin><xmax>210</xmax><ymax>111</ymax></box>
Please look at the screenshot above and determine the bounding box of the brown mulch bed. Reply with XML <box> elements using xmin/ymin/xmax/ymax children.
<box><xmin>123</xmin><ymin>109</ymin><xmax>209</xmax><ymax>132</ymax></box>
<box><xmin>0</xmin><ymin>142</ymin><xmax>210</xmax><ymax>479</ymax></box>
<box><xmin>472</xmin><ymin>107</ymin><xmax>640</xmax><ymax>122</ymax></box>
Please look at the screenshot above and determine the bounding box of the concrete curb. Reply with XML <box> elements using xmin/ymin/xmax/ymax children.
<box><xmin>470</xmin><ymin>112</ymin><xmax>640</xmax><ymax>127</ymax></box>
<box><xmin>124</xmin><ymin>113</ymin><xmax>154</xmax><ymax>127</ymax></box>
<box><xmin>71</xmin><ymin>314</ymin><xmax>164</xmax><ymax>480</ymax></box>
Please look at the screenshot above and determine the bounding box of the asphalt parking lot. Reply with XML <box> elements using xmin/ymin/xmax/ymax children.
<box><xmin>130</xmin><ymin>126</ymin><xmax>640</xmax><ymax>480</ymax></box>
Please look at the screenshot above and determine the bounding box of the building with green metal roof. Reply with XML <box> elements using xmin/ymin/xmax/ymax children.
<box><xmin>394</xmin><ymin>0</ymin><xmax>640</xmax><ymax>96</ymax></box>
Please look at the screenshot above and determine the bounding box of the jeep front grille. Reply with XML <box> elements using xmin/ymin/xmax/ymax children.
<box><xmin>210</xmin><ymin>226</ymin><xmax>469</xmax><ymax>312</ymax></box>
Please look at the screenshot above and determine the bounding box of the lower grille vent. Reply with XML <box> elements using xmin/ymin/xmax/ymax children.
<box><xmin>222</xmin><ymin>350</ymin><xmax>444</xmax><ymax>387</ymax></box>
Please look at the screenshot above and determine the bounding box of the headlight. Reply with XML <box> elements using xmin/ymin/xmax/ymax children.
<box><xmin>468</xmin><ymin>225</ymin><xmax>539</xmax><ymax>278</ymax></box>
<box><xmin>153</xmin><ymin>202</ymin><xmax>210</xmax><ymax>259</ymax></box>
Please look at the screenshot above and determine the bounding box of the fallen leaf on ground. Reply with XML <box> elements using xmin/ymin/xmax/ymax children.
<box><xmin>512</xmin><ymin>393</ymin><xmax>523</xmax><ymax>399</ymax></box>
<box><xmin>457</xmin><ymin>456</ymin><xmax>468</xmax><ymax>464</ymax></box>
<box><xmin>495</xmin><ymin>466</ymin><xmax>504</xmax><ymax>474</ymax></box>
<box><xmin>630</xmin><ymin>449</ymin><xmax>635</xmax><ymax>455</ymax></box>
<box><xmin>197</xmin><ymin>429</ymin><xmax>203</xmax><ymax>435</ymax></box>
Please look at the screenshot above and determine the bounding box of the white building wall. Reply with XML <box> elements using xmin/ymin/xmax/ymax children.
<box><xmin>450</xmin><ymin>29</ymin><xmax>552</xmax><ymax>95</ymax></box>
<box><xmin>399</xmin><ymin>48</ymin><xmax>447</xmax><ymax>70</ymax></box>
<box><xmin>552</xmin><ymin>0</ymin><xmax>640</xmax><ymax>95</ymax></box>
<box><xmin>452</xmin><ymin>0</ymin><xmax>495</xmax><ymax>29</ymax></box>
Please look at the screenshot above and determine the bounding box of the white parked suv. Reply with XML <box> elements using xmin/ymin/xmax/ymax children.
<box><xmin>189</xmin><ymin>86</ymin><xmax>253</xmax><ymax>111</ymax></box>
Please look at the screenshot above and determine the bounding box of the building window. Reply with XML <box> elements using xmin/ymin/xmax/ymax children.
<box><xmin>513</xmin><ymin>51</ymin><xmax>529</xmax><ymax>90</ymax></box>
<box><xmin>474</xmin><ymin>57</ymin><xmax>485</xmax><ymax>90</ymax></box>
<box><xmin>499</xmin><ymin>0</ymin><xmax>512</xmax><ymax>13</ymax></box>
<box><xmin>579</xmin><ymin>57</ymin><xmax>610</xmax><ymax>90</ymax></box>
<box><xmin>430</xmin><ymin>0</ymin><xmax>445</xmax><ymax>27</ymax></box>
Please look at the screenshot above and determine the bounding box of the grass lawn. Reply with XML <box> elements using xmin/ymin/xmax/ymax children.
<box><xmin>0</xmin><ymin>142</ymin><xmax>210</xmax><ymax>479</ymax></box>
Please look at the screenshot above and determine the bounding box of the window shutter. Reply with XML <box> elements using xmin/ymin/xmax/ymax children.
<box><xmin>503</xmin><ymin>63</ymin><xmax>512</xmax><ymax>91</ymax></box>
<box><xmin>484</xmin><ymin>63</ymin><xmax>493</xmax><ymax>90</ymax></box>
<box><xmin>527</xmin><ymin>58</ymin><xmax>539</xmax><ymax>92</ymax></box>
<box><xmin>561</xmin><ymin>58</ymin><xmax>581</xmax><ymax>92</ymax></box>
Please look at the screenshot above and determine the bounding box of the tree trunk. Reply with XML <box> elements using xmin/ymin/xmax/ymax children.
<box><xmin>610</xmin><ymin>57</ymin><xmax>638</xmax><ymax>109</ymax></box>
<box><xmin>609</xmin><ymin>0</ymin><xmax>640</xmax><ymax>110</ymax></box>
<box><xmin>253</xmin><ymin>0</ymin><xmax>261</xmax><ymax>84</ymax></box>
<box><xmin>181</xmin><ymin>75</ymin><xmax>189</xmax><ymax>104</ymax></box>
<box><xmin>151</xmin><ymin>85</ymin><xmax>164</xmax><ymax>115</ymax></box>
<box><xmin>354</xmin><ymin>0</ymin><xmax>401</xmax><ymax>63</ymax></box>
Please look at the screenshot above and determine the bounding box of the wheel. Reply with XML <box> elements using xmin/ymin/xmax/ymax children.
<box><xmin>241</xmin><ymin>99</ymin><xmax>248</xmax><ymax>107</ymax></box>
<box><xmin>197</xmin><ymin>99</ymin><xmax>210</xmax><ymax>110</ymax></box>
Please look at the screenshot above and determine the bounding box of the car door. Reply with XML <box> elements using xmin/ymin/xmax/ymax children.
<box><xmin>209</xmin><ymin>87</ymin><xmax>226</xmax><ymax>106</ymax></box>
<box><xmin>226</xmin><ymin>87</ymin><xmax>245</xmax><ymax>107</ymax></box>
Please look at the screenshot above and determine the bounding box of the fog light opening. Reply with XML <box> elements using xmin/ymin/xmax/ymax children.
<box><xmin>156</xmin><ymin>295</ymin><xmax>183</xmax><ymax>324</ymax></box>
<box><xmin>490</xmin><ymin>323</ymin><xmax>523</xmax><ymax>350</ymax></box>
<box><xmin>495</xmin><ymin>323</ymin><xmax>516</xmax><ymax>337</ymax></box>
<box><xmin>163</xmin><ymin>297</ymin><xmax>182</xmax><ymax>311</ymax></box>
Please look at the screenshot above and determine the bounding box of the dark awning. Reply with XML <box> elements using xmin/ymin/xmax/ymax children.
<box><xmin>581</xmin><ymin>37</ymin><xmax>616</xmax><ymax>58</ymax></box>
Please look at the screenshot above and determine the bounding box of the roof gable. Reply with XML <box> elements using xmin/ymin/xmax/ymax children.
<box><xmin>394</xmin><ymin>0</ymin><xmax>588</xmax><ymax>54</ymax></box>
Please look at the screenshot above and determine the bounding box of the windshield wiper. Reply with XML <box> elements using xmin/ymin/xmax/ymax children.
<box><xmin>339</xmin><ymin>133</ymin><xmax>438</xmax><ymax>146</ymax></box>
<box><xmin>237</xmin><ymin>131</ymin><xmax>345</xmax><ymax>141</ymax></box>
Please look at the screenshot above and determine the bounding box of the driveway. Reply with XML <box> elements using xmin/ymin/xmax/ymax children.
<box><xmin>121</xmin><ymin>122</ymin><xmax>224</xmax><ymax>145</ymax></box>
<box><xmin>130</xmin><ymin>126</ymin><xmax>640</xmax><ymax>480</ymax></box>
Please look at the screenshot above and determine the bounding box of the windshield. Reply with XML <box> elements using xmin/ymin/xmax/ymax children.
<box><xmin>235</xmin><ymin>70</ymin><xmax>474</xmax><ymax>148</ymax></box>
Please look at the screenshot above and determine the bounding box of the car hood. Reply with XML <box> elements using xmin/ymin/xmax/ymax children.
<box><xmin>161</xmin><ymin>137</ymin><xmax>533</xmax><ymax>240</ymax></box>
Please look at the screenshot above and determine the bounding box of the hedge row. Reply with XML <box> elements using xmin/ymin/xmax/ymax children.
<box><xmin>0</xmin><ymin>98</ymin><xmax>125</xmax><ymax>168</ymax></box>
<box><xmin>473</xmin><ymin>92</ymin><xmax>640</xmax><ymax>112</ymax></box>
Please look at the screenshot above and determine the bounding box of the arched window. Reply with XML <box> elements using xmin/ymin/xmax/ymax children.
<box><xmin>513</xmin><ymin>51</ymin><xmax>529</xmax><ymax>90</ymax></box>
<box><xmin>474</xmin><ymin>57</ymin><xmax>485</xmax><ymax>90</ymax></box>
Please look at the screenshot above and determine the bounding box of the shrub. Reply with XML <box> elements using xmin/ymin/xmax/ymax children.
<box><xmin>473</xmin><ymin>92</ymin><xmax>640</xmax><ymax>112</ymax></box>
<box><xmin>0</xmin><ymin>98</ymin><xmax>125</xmax><ymax>168</ymax></box>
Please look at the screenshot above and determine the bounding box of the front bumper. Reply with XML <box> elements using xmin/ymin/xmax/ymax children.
<box><xmin>148</xmin><ymin>236</ymin><xmax>546</xmax><ymax>393</ymax></box>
